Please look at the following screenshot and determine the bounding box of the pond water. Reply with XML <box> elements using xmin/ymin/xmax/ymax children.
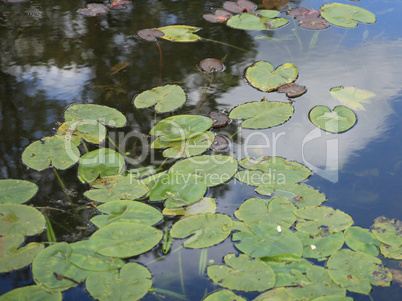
<box><xmin>1</xmin><ymin>0</ymin><xmax>401</xmax><ymax>300</ymax></box>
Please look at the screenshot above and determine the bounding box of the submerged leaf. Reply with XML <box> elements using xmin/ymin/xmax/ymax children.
<box><xmin>0</xmin><ymin>179</ymin><xmax>38</xmax><ymax>204</ymax></box>
<box><xmin>330</xmin><ymin>86</ymin><xmax>376</xmax><ymax>111</ymax></box>
<box><xmin>77</xmin><ymin>4</ymin><xmax>109</xmax><ymax>16</ymax></box>
<box><xmin>309</xmin><ymin>105</ymin><xmax>357</xmax><ymax>133</ymax></box>
<box><xmin>320</xmin><ymin>3</ymin><xmax>376</xmax><ymax>28</ymax></box>
<box><xmin>157</xmin><ymin>25</ymin><xmax>202</xmax><ymax>42</ymax></box>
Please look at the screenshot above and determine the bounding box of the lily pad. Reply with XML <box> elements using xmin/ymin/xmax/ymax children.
<box><xmin>0</xmin><ymin>179</ymin><xmax>38</xmax><ymax>204</ymax></box>
<box><xmin>211</xmin><ymin>135</ymin><xmax>229</xmax><ymax>151</ymax></box>
<box><xmin>0</xmin><ymin>204</ymin><xmax>45</xmax><ymax>236</ymax></box>
<box><xmin>151</xmin><ymin>131</ymin><xmax>214</xmax><ymax>158</ymax></box>
<box><xmin>309</xmin><ymin>105</ymin><xmax>357</xmax><ymax>134</ymax></box>
<box><xmin>133</xmin><ymin>84</ymin><xmax>186</xmax><ymax>113</ymax></box>
<box><xmin>294</xmin><ymin>206</ymin><xmax>354</xmax><ymax>235</ymax></box>
<box><xmin>371</xmin><ymin>217</ymin><xmax>402</xmax><ymax>259</ymax></box>
<box><xmin>90</xmin><ymin>200</ymin><xmax>163</xmax><ymax>227</ymax></box>
<box><xmin>64</xmin><ymin>104</ymin><xmax>126</xmax><ymax>128</ymax></box>
<box><xmin>223</xmin><ymin>0</ymin><xmax>257</xmax><ymax>14</ymax></box>
<box><xmin>233</xmin><ymin>222</ymin><xmax>303</xmax><ymax>257</ymax></box>
<box><xmin>157</xmin><ymin>25</ymin><xmax>202</xmax><ymax>42</ymax></box>
<box><xmin>253</xmin><ymin>287</ymin><xmax>293</xmax><ymax>300</ymax></box>
<box><xmin>150</xmin><ymin>115</ymin><xmax>213</xmax><ymax>142</ymax></box>
<box><xmin>299</xmin><ymin>17</ymin><xmax>329</xmax><ymax>30</ymax></box>
<box><xmin>203</xmin><ymin>10</ymin><xmax>233</xmax><ymax>24</ymax></box>
<box><xmin>84</xmin><ymin>175</ymin><xmax>149</xmax><ymax>203</ymax></box>
<box><xmin>57</xmin><ymin>120</ymin><xmax>105</xmax><ymax>145</ymax></box>
<box><xmin>0</xmin><ymin>285</ymin><xmax>62</xmax><ymax>301</ymax></box>
<box><xmin>202</xmin><ymin>290</ymin><xmax>246</xmax><ymax>301</ymax></box>
<box><xmin>162</xmin><ymin>197</ymin><xmax>216</xmax><ymax>216</ymax></box>
<box><xmin>170</xmin><ymin>213</ymin><xmax>233</xmax><ymax>248</ymax></box>
<box><xmin>330</xmin><ymin>86</ymin><xmax>376</xmax><ymax>111</ymax></box>
<box><xmin>227</xmin><ymin>10</ymin><xmax>289</xmax><ymax>30</ymax></box>
<box><xmin>200</xmin><ymin>58</ymin><xmax>225</xmax><ymax>73</ymax></box>
<box><xmin>245</xmin><ymin>61</ymin><xmax>298</xmax><ymax>92</ymax></box>
<box><xmin>234</xmin><ymin>197</ymin><xmax>297</xmax><ymax>228</ymax></box>
<box><xmin>86</xmin><ymin>263</ymin><xmax>152</xmax><ymax>301</ymax></box>
<box><xmin>277</xmin><ymin>82</ymin><xmax>307</xmax><ymax>97</ymax></box>
<box><xmin>229</xmin><ymin>99</ymin><xmax>294</xmax><ymax>129</ymax></box>
<box><xmin>344</xmin><ymin>226</ymin><xmax>381</xmax><ymax>256</ymax></box>
<box><xmin>296</xmin><ymin>231</ymin><xmax>344</xmax><ymax>259</ymax></box>
<box><xmin>22</xmin><ymin>136</ymin><xmax>80</xmax><ymax>171</ymax></box>
<box><xmin>320</xmin><ymin>3</ymin><xmax>376</xmax><ymax>28</ymax></box>
<box><xmin>207</xmin><ymin>253</ymin><xmax>275</xmax><ymax>292</ymax></box>
<box><xmin>209</xmin><ymin>111</ymin><xmax>230</xmax><ymax>127</ymax></box>
<box><xmin>149</xmin><ymin>172</ymin><xmax>207</xmax><ymax>208</ymax></box>
<box><xmin>78</xmin><ymin>148</ymin><xmax>125</xmax><ymax>183</ymax></box>
<box><xmin>32</xmin><ymin>243</ymin><xmax>88</xmax><ymax>292</ymax></box>
<box><xmin>262</xmin><ymin>0</ymin><xmax>289</xmax><ymax>11</ymax></box>
<box><xmin>89</xmin><ymin>222</ymin><xmax>162</xmax><ymax>258</ymax></box>
<box><xmin>327</xmin><ymin>249</ymin><xmax>392</xmax><ymax>294</ymax></box>
<box><xmin>169</xmin><ymin>155</ymin><xmax>238</xmax><ymax>187</ymax></box>
<box><xmin>77</xmin><ymin>3</ymin><xmax>109</xmax><ymax>16</ymax></box>
<box><xmin>137</xmin><ymin>28</ymin><xmax>165</xmax><ymax>41</ymax></box>
<box><xmin>0</xmin><ymin>234</ymin><xmax>44</xmax><ymax>273</ymax></box>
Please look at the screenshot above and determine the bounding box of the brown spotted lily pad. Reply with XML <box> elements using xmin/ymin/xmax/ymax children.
<box><xmin>288</xmin><ymin>8</ymin><xmax>329</xmax><ymax>30</ymax></box>
<box><xmin>203</xmin><ymin>9</ymin><xmax>233</xmax><ymax>23</ymax></box>
<box><xmin>200</xmin><ymin>58</ymin><xmax>225</xmax><ymax>73</ymax></box>
<box><xmin>137</xmin><ymin>29</ymin><xmax>165</xmax><ymax>42</ymax></box>
<box><xmin>262</xmin><ymin>0</ymin><xmax>289</xmax><ymax>11</ymax></box>
<box><xmin>211</xmin><ymin>136</ymin><xmax>229</xmax><ymax>151</ymax></box>
<box><xmin>77</xmin><ymin>4</ymin><xmax>110</xmax><ymax>16</ymax></box>
<box><xmin>277</xmin><ymin>83</ymin><xmax>307</xmax><ymax>98</ymax></box>
<box><xmin>209</xmin><ymin>111</ymin><xmax>230</xmax><ymax>127</ymax></box>
<box><xmin>223</xmin><ymin>0</ymin><xmax>257</xmax><ymax>14</ymax></box>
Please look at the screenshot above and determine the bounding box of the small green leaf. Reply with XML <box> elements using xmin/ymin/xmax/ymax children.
<box><xmin>202</xmin><ymin>290</ymin><xmax>246</xmax><ymax>301</ymax></box>
<box><xmin>309</xmin><ymin>105</ymin><xmax>356</xmax><ymax>133</ymax></box>
<box><xmin>64</xmin><ymin>104</ymin><xmax>126</xmax><ymax>128</ymax></box>
<box><xmin>157</xmin><ymin>25</ymin><xmax>202</xmax><ymax>42</ymax></box>
<box><xmin>344</xmin><ymin>226</ymin><xmax>381</xmax><ymax>256</ymax></box>
<box><xmin>320</xmin><ymin>3</ymin><xmax>376</xmax><ymax>28</ymax></box>
<box><xmin>227</xmin><ymin>10</ymin><xmax>289</xmax><ymax>30</ymax></box>
<box><xmin>0</xmin><ymin>285</ymin><xmax>62</xmax><ymax>301</ymax></box>
<box><xmin>0</xmin><ymin>179</ymin><xmax>38</xmax><ymax>204</ymax></box>
<box><xmin>0</xmin><ymin>204</ymin><xmax>45</xmax><ymax>236</ymax></box>
<box><xmin>330</xmin><ymin>86</ymin><xmax>376</xmax><ymax>111</ymax></box>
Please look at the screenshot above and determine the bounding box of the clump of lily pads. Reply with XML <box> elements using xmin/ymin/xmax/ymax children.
<box><xmin>288</xmin><ymin>8</ymin><xmax>329</xmax><ymax>30</ymax></box>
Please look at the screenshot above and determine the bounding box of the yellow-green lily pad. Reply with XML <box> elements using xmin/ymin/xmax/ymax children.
<box><xmin>309</xmin><ymin>105</ymin><xmax>357</xmax><ymax>134</ymax></box>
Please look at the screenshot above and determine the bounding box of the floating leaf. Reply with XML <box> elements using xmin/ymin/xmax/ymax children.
<box><xmin>262</xmin><ymin>0</ymin><xmax>289</xmax><ymax>11</ymax></box>
<box><xmin>57</xmin><ymin>120</ymin><xmax>105</xmax><ymax>145</ymax></box>
<box><xmin>209</xmin><ymin>111</ymin><xmax>230</xmax><ymax>127</ymax></box>
<box><xmin>277</xmin><ymin>82</ymin><xmax>307</xmax><ymax>97</ymax></box>
<box><xmin>64</xmin><ymin>104</ymin><xmax>126</xmax><ymax>128</ymax></box>
<box><xmin>203</xmin><ymin>10</ymin><xmax>233</xmax><ymax>24</ymax></box>
<box><xmin>170</xmin><ymin>213</ymin><xmax>233</xmax><ymax>248</ymax></box>
<box><xmin>0</xmin><ymin>285</ymin><xmax>62</xmax><ymax>301</ymax></box>
<box><xmin>330</xmin><ymin>86</ymin><xmax>376</xmax><ymax>111</ymax></box>
<box><xmin>150</xmin><ymin>115</ymin><xmax>213</xmax><ymax>142</ymax></box>
<box><xmin>227</xmin><ymin>10</ymin><xmax>289</xmax><ymax>30</ymax></box>
<box><xmin>169</xmin><ymin>155</ymin><xmax>238</xmax><ymax>187</ymax></box>
<box><xmin>253</xmin><ymin>287</ymin><xmax>294</xmax><ymax>300</ymax></box>
<box><xmin>320</xmin><ymin>3</ymin><xmax>376</xmax><ymax>28</ymax></box>
<box><xmin>90</xmin><ymin>200</ymin><xmax>163</xmax><ymax>227</ymax></box>
<box><xmin>78</xmin><ymin>148</ymin><xmax>125</xmax><ymax>183</ymax></box>
<box><xmin>137</xmin><ymin>28</ymin><xmax>165</xmax><ymax>41</ymax></box>
<box><xmin>296</xmin><ymin>231</ymin><xmax>344</xmax><ymax>259</ymax></box>
<box><xmin>298</xmin><ymin>17</ymin><xmax>329</xmax><ymax>30</ymax></box>
<box><xmin>86</xmin><ymin>262</ymin><xmax>152</xmax><ymax>301</ymax></box>
<box><xmin>234</xmin><ymin>197</ymin><xmax>296</xmax><ymax>228</ymax></box>
<box><xmin>288</xmin><ymin>8</ymin><xmax>329</xmax><ymax>30</ymax></box>
<box><xmin>327</xmin><ymin>249</ymin><xmax>392</xmax><ymax>294</ymax></box>
<box><xmin>133</xmin><ymin>84</ymin><xmax>186</xmax><ymax>113</ymax></box>
<box><xmin>294</xmin><ymin>206</ymin><xmax>353</xmax><ymax>235</ymax></box>
<box><xmin>223</xmin><ymin>0</ymin><xmax>257</xmax><ymax>14</ymax></box>
<box><xmin>157</xmin><ymin>25</ymin><xmax>202</xmax><ymax>42</ymax></box>
<box><xmin>110</xmin><ymin>61</ymin><xmax>130</xmax><ymax>75</ymax></box>
<box><xmin>77</xmin><ymin>4</ymin><xmax>109</xmax><ymax>16</ymax></box>
<box><xmin>22</xmin><ymin>136</ymin><xmax>80</xmax><ymax>171</ymax></box>
<box><xmin>0</xmin><ymin>179</ymin><xmax>38</xmax><ymax>204</ymax></box>
<box><xmin>0</xmin><ymin>204</ymin><xmax>45</xmax><ymax>236</ymax></box>
<box><xmin>0</xmin><ymin>234</ymin><xmax>44</xmax><ymax>273</ymax></box>
<box><xmin>207</xmin><ymin>253</ymin><xmax>275</xmax><ymax>291</ymax></box>
<box><xmin>90</xmin><ymin>222</ymin><xmax>162</xmax><ymax>258</ymax></box>
<box><xmin>211</xmin><ymin>135</ymin><xmax>229</xmax><ymax>151</ymax></box>
<box><xmin>84</xmin><ymin>175</ymin><xmax>149</xmax><ymax>203</ymax></box>
<box><xmin>309</xmin><ymin>105</ymin><xmax>357</xmax><ymax>134</ymax></box>
<box><xmin>200</xmin><ymin>58</ymin><xmax>225</xmax><ymax>73</ymax></box>
<box><xmin>32</xmin><ymin>243</ymin><xmax>88</xmax><ymax>292</ymax></box>
<box><xmin>149</xmin><ymin>172</ymin><xmax>207</xmax><ymax>208</ymax></box>
<box><xmin>371</xmin><ymin>217</ymin><xmax>402</xmax><ymax>259</ymax></box>
<box><xmin>202</xmin><ymin>290</ymin><xmax>246</xmax><ymax>301</ymax></box>
<box><xmin>151</xmin><ymin>131</ymin><xmax>214</xmax><ymax>158</ymax></box>
<box><xmin>162</xmin><ymin>197</ymin><xmax>216</xmax><ymax>216</ymax></box>
<box><xmin>344</xmin><ymin>226</ymin><xmax>381</xmax><ymax>256</ymax></box>
<box><xmin>245</xmin><ymin>61</ymin><xmax>298</xmax><ymax>92</ymax></box>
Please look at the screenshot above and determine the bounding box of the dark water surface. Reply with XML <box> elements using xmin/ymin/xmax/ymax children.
<box><xmin>1</xmin><ymin>0</ymin><xmax>401</xmax><ymax>300</ymax></box>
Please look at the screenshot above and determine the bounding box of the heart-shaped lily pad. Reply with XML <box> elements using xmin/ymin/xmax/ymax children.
<box><xmin>0</xmin><ymin>204</ymin><xmax>45</xmax><ymax>236</ymax></box>
<box><xmin>137</xmin><ymin>28</ymin><xmax>165</xmax><ymax>41</ymax></box>
<box><xmin>229</xmin><ymin>98</ymin><xmax>294</xmax><ymax>129</ymax></box>
<box><xmin>296</xmin><ymin>230</ymin><xmax>344</xmax><ymax>259</ymax></box>
<box><xmin>277</xmin><ymin>82</ymin><xmax>307</xmax><ymax>98</ymax></box>
<box><xmin>344</xmin><ymin>226</ymin><xmax>381</xmax><ymax>256</ymax></box>
<box><xmin>200</xmin><ymin>58</ymin><xmax>225</xmax><ymax>73</ymax></box>
<box><xmin>371</xmin><ymin>217</ymin><xmax>402</xmax><ymax>259</ymax></box>
<box><xmin>133</xmin><ymin>84</ymin><xmax>186</xmax><ymax>113</ymax></box>
<box><xmin>170</xmin><ymin>213</ymin><xmax>233</xmax><ymax>248</ymax></box>
<box><xmin>0</xmin><ymin>179</ymin><xmax>38</xmax><ymax>204</ymax></box>
<box><xmin>57</xmin><ymin>120</ymin><xmax>105</xmax><ymax>145</ymax></box>
<box><xmin>207</xmin><ymin>253</ymin><xmax>275</xmax><ymax>291</ymax></box>
<box><xmin>157</xmin><ymin>25</ymin><xmax>202</xmax><ymax>42</ymax></box>
<box><xmin>245</xmin><ymin>61</ymin><xmax>298</xmax><ymax>92</ymax></box>
<box><xmin>320</xmin><ymin>3</ymin><xmax>376</xmax><ymax>28</ymax></box>
<box><xmin>223</xmin><ymin>0</ymin><xmax>257</xmax><ymax>14</ymax></box>
<box><xmin>203</xmin><ymin>10</ymin><xmax>233</xmax><ymax>24</ymax></box>
<box><xmin>309</xmin><ymin>105</ymin><xmax>357</xmax><ymax>134</ymax></box>
<box><xmin>330</xmin><ymin>86</ymin><xmax>376</xmax><ymax>111</ymax></box>
<box><xmin>227</xmin><ymin>10</ymin><xmax>289</xmax><ymax>30</ymax></box>
<box><xmin>162</xmin><ymin>197</ymin><xmax>216</xmax><ymax>216</ymax></box>
<box><xmin>202</xmin><ymin>290</ymin><xmax>246</xmax><ymax>301</ymax></box>
<box><xmin>0</xmin><ymin>285</ymin><xmax>62</xmax><ymax>301</ymax></box>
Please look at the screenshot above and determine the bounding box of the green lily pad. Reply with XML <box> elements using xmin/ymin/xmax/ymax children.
<box><xmin>133</xmin><ymin>84</ymin><xmax>186</xmax><ymax>113</ymax></box>
<box><xmin>89</xmin><ymin>222</ymin><xmax>162</xmax><ymax>258</ymax></box>
<box><xmin>84</xmin><ymin>175</ymin><xmax>149</xmax><ymax>203</ymax></box>
<box><xmin>157</xmin><ymin>25</ymin><xmax>202</xmax><ymax>42</ymax></box>
<box><xmin>229</xmin><ymin>99</ymin><xmax>294</xmax><ymax>129</ymax></box>
<box><xmin>330</xmin><ymin>86</ymin><xmax>376</xmax><ymax>111</ymax></box>
<box><xmin>294</xmin><ymin>206</ymin><xmax>353</xmax><ymax>235</ymax></box>
<box><xmin>64</xmin><ymin>104</ymin><xmax>126</xmax><ymax>128</ymax></box>
<box><xmin>371</xmin><ymin>217</ymin><xmax>402</xmax><ymax>259</ymax></box>
<box><xmin>0</xmin><ymin>204</ymin><xmax>45</xmax><ymax>236</ymax></box>
<box><xmin>56</xmin><ymin>120</ymin><xmax>105</xmax><ymax>145</ymax></box>
<box><xmin>0</xmin><ymin>285</ymin><xmax>62</xmax><ymax>301</ymax></box>
<box><xmin>320</xmin><ymin>3</ymin><xmax>376</xmax><ymax>28</ymax></box>
<box><xmin>90</xmin><ymin>200</ymin><xmax>163</xmax><ymax>227</ymax></box>
<box><xmin>327</xmin><ymin>249</ymin><xmax>392</xmax><ymax>294</ymax></box>
<box><xmin>149</xmin><ymin>172</ymin><xmax>207</xmax><ymax>208</ymax></box>
<box><xmin>22</xmin><ymin>136</ymin><xmax>80</xmax><ymax>171</ymax></box>
<box><xmin>170</xmin><ymin>213</ymin><xmax>233</xmax><ymax>248</ymax></box>
<box><xmin>151</xmin><ymin>131</ymin><xmax>214</xmax><ymax>158</ymax></box>
<box><xmin>169</xmin><ymin>155</ymin><xmax>238</xmax><ymax>187</ymax></box>
<box><xmin>150</xmin><ymin>115</ymin><xmax>213</xmax><ymax>142</ymax></box>
<box><xmin>253</xmin><ymin>287</ymin><xmax>294</xmax><ymax>301</ymax></box>
<box><xmin>0</xmin><ymin>179</ymin><xmax>38</xmax><ymax>204</ymax></box>
<box><xmin>69</xmin><ymin>240</ymin><xmax>125</xmax><ymax>271</ymax></box>
<box><xmin>86</xmin><ymin>262</ymin><xmax>152</xmax><ymax>301</ymax></box>
<box><xmin>309</xmin><ymin>105</ymin><xmax>356</xmax><ymax>133</ymax></box>
<box><xmin>312</xmin><ymin>297</ymin><xmax>354</xmax><ymax>301</ymax></box>
<box><xmin>32</xmin><ymin>243</ymin><xmax>88</xmax><ymax>292</ymax></box>
<box><xmin>78</xmin><ymin>148</ymin><xmax>125</xmax><ymax>183</ymax></box>
<box><xmin>233</xmin><ymin>222</ymin><xmax>303</xmax><ymax>258</ymax></box>
<box><xmin>234</xmin><ymin>197</ymin><xmax>297</xmax><ymax>228</ymax></box>
<box><xmin>344</xmin><ymin>226</ymin><xmax>381</xmax><ymax>256</ymax></box>
<box><xmin>296</xmin><ymin>231</ymin><xmax>344</xmax><ymax>259</ymax></box>
<box><xmin>162</xmin><ymin>197</ymin><xmax>216</xmax><ymax>216</ymax></box>
<box><xmin>207</xmin><ymin>253</ymin><xmax>276</xmax><ymax>292</ymax></box>
<box><xmin>245</xmin><ymin>61</ymin><xmax>298</xmax><ymax>92</ymax></box>
<box><xmin>227</xmin><ymin>10</ymin><xmax>289</xmax><ymax>30</ymax></box>
<box><xmin>236</xmin><ymin>157</ymin><xmax>311</xmax><ymax>186</ymax></box>
<box><xmin>202</xmin><ymin>290</ymin><xmax>246</xmax><ymax>301</ymax></box>
<box><xmin>0</xmin><ymin>234</ymin><xmax>44</xmax><ymax>273</ymax></box>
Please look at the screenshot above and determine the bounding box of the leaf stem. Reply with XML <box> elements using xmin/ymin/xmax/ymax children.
<box><xmin>156</xmin><ymin>40</ymin><xmax>163</xmax><ymax>86</ymax></box>
<box><xmin>201</xmin><ymin>38</ymin><xmax>248</xmax><ymax>52</ymax></box>
<box><xmin>53</xmin><ymin>168</ymin><xmax>72</xmax><ymax>204</ymax></box>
